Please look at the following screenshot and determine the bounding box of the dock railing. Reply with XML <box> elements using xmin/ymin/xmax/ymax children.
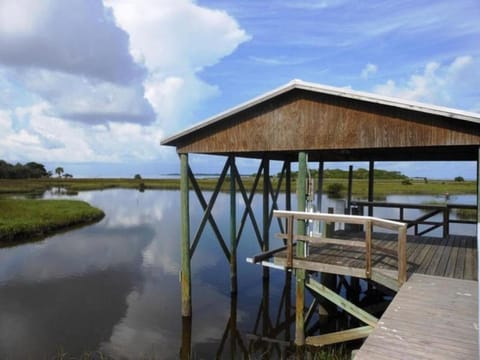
<box><xmin>350</xmin><ymin>201</ymin><xmax>476</xmax><ymax>237</ymax></box>
<box><xmin>274</xmin><ymin>210</ymin><xmax>408</xmax><ymax>285</ymax></box>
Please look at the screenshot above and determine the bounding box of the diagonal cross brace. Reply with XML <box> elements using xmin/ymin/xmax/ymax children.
<box><xmin>305</xmin><ymin>276</ymin><xmax>378</xmax><ymax>327</ymax></box>
<box><xmin>235</xmin><ymin>161</ymin><xmax>264</xmax><ymax>250</ymax></box>
<box><xmin>188</xmin><ymin>162</ymin><xmax>230</xmax><ymax>260</ymax></box>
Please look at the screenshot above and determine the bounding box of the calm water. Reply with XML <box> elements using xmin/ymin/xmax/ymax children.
<box><xmin>0</xmin><ymin>189</ymin><xmax>475</xmax><ymax>358</ymax></box>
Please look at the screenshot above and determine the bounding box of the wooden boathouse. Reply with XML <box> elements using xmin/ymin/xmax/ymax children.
<box><xmin>161</xmin><ymin>79</ymin><xmax>479</xmax><ymax>357</ymax></box>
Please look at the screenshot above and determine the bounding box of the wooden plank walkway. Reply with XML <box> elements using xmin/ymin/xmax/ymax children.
<box><xmin>273</xmin><ymin>233</ymin><xmax>477</xmax><ymax>281</ymax></box>
<box><xmin>355</xmin><ymin>274</ymin><xmax>478</xmax><ymax>359</ymax></box>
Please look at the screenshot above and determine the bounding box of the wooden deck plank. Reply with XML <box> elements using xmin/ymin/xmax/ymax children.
<box><xmin>427</xmin><ymin>236</ymin><xmax>450</xmax><ymax>276</ymax></box>
<box><xmin>444</xmin><ymin>236</ymin><xmax>461</xmax><ymax>278</ymax></box>
<box><xmin>454</xmin><ymin>236</ymin><xmax>467</xmax><ymax>279</ymax></box>
<box><xmin>273</xmin><ymin>233</ymin><xmax>477</xmax><ymax>282</ymax></box>
<box><xmin>414</xmin><ymin>236</ymin><xmax>440</xmax><ymax>274</ymax></box>
<box><xmin>355</xmin><ymin>274</ymin><xmax>478</xmax><ymax>360</ymax></box>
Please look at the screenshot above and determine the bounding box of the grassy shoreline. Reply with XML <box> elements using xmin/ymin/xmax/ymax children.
<box><xmin>0</xmin><ymin>177</ymin><xmax>474</xmax><ymax>244</ymax></box>
<box><xmin>0</xmin><ymin>199</ymin><xmax>105</xmax><ymax>244</ymax></box>
<box><xmin>0</xmin><ymin>177</ymin><xmax>476</xmax><ymax>198</ymax></box>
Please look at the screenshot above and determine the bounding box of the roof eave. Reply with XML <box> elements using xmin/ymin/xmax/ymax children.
<box><xmin>161</xmin><ymin>79</ymin><xmax>480</xmax><ymax>146</ymax></box>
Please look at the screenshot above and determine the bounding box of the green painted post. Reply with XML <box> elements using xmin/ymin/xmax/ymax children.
<box><xmin>297</xmin><ymin>153</ymin><xmax>307</xmax><ymax>238</ymax></box>
<box><xmin>230</xmin><ymin>156</ymin><xmax>237</xmax><ymax>294</ymax></box>
<box><xmin>295</xmin><ymin>152</ymin><xmax>307</xmax><ymax>345</ymax></box>
<box><xmin>180</xmin><ymin>153</ymin><xmax>191</xmax><ymax>317</ymax></box>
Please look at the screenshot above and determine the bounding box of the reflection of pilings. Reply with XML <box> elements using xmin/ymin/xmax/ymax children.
<box><xmin>248</xmin><ymin>269</ymin><xmax>295</xmax><ymax>358</ymax></box>
<box><xmin>262</xmin><ymin>270</ymin><xmax>270</xmax><ymax>359</ymax></box>
<box><xmin>216</xmin><ymin>293</ymin><xmax>248</xmax><ymax>359</ymax></box>
<box><xmin>284</xmin><ymin>271</ymin><xmax>292</xmax><ymax>343</ymax></box>
<box><xmin>180</xmin><ymin>316</ymin><xmax>192</xmax><ymax>360</ymax></box>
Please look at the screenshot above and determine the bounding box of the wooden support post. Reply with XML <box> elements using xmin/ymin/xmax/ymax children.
<box><xmin>317</xmin><ymin>161</ymin><xmax>324</xmax><ymax>212</ymax></box>
<box><xmin>325</xmin><ymin>207</ymin><xmax>334</xmax><ymax>237</ymax></box>
<box><xmin>263</xmin><ymin>158</ymin><xmax>270</xmax><ymax>253</ymax></box>
<box><xmin>287</xmin><ymin>215</ymin><xmax>294</xmax><ymax>268</ymax></box>
<box><xmin>295</xmin><ymin>152</ymin><xmax>307</xmax><ymax>345</ymax></box>
<box><xmin>368</xmin><ymin>161</ymin><xmax>374</xmax><ymax>217</ymax></box>
<box><xmin>347</xmin><ymin>165</ymin><xmax>353</xmax><ymax>212</ymax></box>
<box><xmin>263</xmin><ymin>159</ymin><xmax>270</xmax><ymax>281</ymax></box>
<box><xmin>477</xmin><ymin>147</ymin><xmax>480</xmax><ymax>359</ymax></box>
<box><xmin>180</xmin><ymin>153</ymin><xmax>191</xmax><ymax>317</ymax></box>
<box><xmin>286</xmin><ymin>161</ymin><xmax>291</xmax><ymax>211</ymax></box>
<box><xmin>398</xmin><ymin>225</ymin><xmax>407</xmax><ymax>285</ymax></box>
<box><xmin>443</xmin><ymin>206</ymin><xmax>450</xmax><ymax>238</ymax></box>
<box><xmin>476</xmin><ymin>147</ymin><xmax>480</xmax><ymax>359</ymax></box>
<box><xmin>230</xmin><ymin>156</ymin><xmax>237</xmax><ymax>294</ymax></box>
<box><xmin>365</xmin><ymin>220</ymin><xmax>372</xmax><ymax>278</ymax></box>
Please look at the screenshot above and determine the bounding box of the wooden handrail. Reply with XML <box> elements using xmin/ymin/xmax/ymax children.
<box><xmin>274</xmin><ymin>210</ymin><xmax>408</xmax><ymax>286</ymax></box>
<box><xmin>350</xmin><ymin>201</ymin><xmax>476</xmax><ymax>237</ymax></box>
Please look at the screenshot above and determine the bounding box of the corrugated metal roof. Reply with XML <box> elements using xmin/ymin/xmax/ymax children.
<box><xmin>161</xmin><ymin>79</ymin><xmax>480</xmax><ymax>145</ymax></box>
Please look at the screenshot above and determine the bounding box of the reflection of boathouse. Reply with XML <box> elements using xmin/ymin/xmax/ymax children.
<box><xmin>162</xmin><ymin>80</ymin><xmax>479</xmax><ymax>358</ymax></box>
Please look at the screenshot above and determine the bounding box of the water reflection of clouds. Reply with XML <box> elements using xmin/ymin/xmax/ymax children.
<box><xmin>77</xmin><ymin>190</ymin><xmax>170</xmax><ymax>229</ymax></box>
<box><xmin>101</xmin><ymin>275</ymin><xmax>241</xmax><ymax>360</ymax></box>
<box><xmin>0</xmin><ymin>226</ymin><xmax>152</xmax><ymax>284</ymax></box>
<box><xmin>0</xmin><ymin>189</ymin><xmax>252</xmax><ymax>358</ymax></box>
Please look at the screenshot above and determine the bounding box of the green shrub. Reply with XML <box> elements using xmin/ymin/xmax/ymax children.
<box><xmin>455</xmin><ymin>208</ymin><xmax>476</xmax><ymax>220</ymax></box>
<box><xmin>327</xmin><ymin>183</ymin><xmax>345</xmax><ymax>198</ymax></box>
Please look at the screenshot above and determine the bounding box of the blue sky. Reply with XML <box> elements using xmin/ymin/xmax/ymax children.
<box><xmin>0</xmin><ymin>0</ymin><xmax>479</xmax><ymax>179</ymax></box>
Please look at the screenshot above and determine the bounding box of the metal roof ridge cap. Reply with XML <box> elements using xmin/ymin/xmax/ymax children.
<box><xmin>294</xmin><ymin>80</ymin><xmax>480</xmax><ymax>122</ymax></box>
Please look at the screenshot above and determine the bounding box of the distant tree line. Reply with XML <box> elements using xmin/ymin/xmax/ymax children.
<box><xmin>280</xmin><ymin>168</ymin><xmax>409</xmax><ymax>180</ymax></box>
<box><xmin>0</xmin><ymin>160</ymin><xmax>50</xmax><ymax>179</ymax></box>
<box><xmin>0</xmin><ymin>160</ymin><xmax>75</xmax><ymax>179</ymax></box>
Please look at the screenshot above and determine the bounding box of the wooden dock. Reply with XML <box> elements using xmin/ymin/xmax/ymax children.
<box><xmin>248</xmin><ymin>210</ymin><xmax>478</xmax><ymax>350</ymax></box>
<box><xmin>272</xmin><ymin>232</ymin><xmax>477</xmax><ymax>284</ymax></box>
<box><xmin>355</xmin><ymin>274</ymin><xmax>478</xmax><ymax>359</ymax></box>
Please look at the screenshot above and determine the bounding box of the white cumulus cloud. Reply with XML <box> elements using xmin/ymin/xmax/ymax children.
<box><xmin>361</xmin><ymin>63</ymin><xmax>377</xmax><ymax>79</ymax></box>
<box><xmin>373</xmin><ymin>56</ymin><xmax>480</xmax><ymax>111</ymax></box>
<box><xmin>0</xmin><ymin>0</ymin><xmax>250</xmax><ymax>168</ymax></box>
<box><xmin>105</xmin><ymin>0</ymin><xmax>251</xmax><ymax>131</ymax></box>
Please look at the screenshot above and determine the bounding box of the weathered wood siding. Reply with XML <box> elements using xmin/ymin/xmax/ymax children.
<box><xmin>175</xmin><ymin>90</ymin><xmax>480</xmax><ymax>156</ymax></box>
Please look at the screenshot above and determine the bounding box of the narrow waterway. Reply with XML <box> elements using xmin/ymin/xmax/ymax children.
<box><xmin>0</xmin><ymin>189</ymin><xmax>475</xmax><ymax>358</ymax></box>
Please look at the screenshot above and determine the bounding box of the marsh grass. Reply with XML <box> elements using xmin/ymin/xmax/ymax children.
<box><xmin>0</xmin><ymin>178</ymin><xmax>476</xmax><ymax>198</ymax></box>
<box><xmin>456</xmin><ymin>208</ymin><xmax>477</xmax><ymax>220</ymax></box>
<box><xmin>0</xmin><ymin>198</ymin><xmax>104</xmax><ymax>243</ymax></box>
